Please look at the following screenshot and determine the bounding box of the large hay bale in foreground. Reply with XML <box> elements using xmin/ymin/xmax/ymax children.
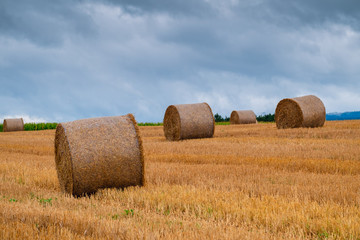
<box><xmin>230</xmin><ymin>110</ymin><xmax>257</xmax><ymax>124</ymax></box>
<box><xmin>163</xmin><ymin>102</ymin><xmax>215</xmax><ymax>141</ymax></box>
<box><xmin>275</xmin><ymin>95</ymin><xmax>326</xmax><ymax>129</ymax></box>
<box><xmin>54</xmin><ymin>114</ymin><xmax>144</xmax><ymax>196</ymax></box>
<box><xmin>3</xmin><ymin>118</ymin><xmax>24</xmax><ymax>132</ymax></box>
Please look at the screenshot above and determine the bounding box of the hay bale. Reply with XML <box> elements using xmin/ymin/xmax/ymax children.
<box><xmin>54</xmin><ymin>114</ymin><xmax>144</xmax><ymax>196</ymax></box>
<box><xmin>230</xmin><ymin>110</ymin><xmax>257</xmax><ymax>124</ymax></box>
<box><xmin>163</xmin><ymin>102</ymin><xmax>215</xmax><ymax>141</ymax></box>
<box><xmin>275</xmin><ymin>95</ymin><xmax>326</xmax><ymax>129</ymax></box>
<box><xmin>3</xmin><ymin>118</ymin><xmax>24</xmax><ymax>132</ymax></box>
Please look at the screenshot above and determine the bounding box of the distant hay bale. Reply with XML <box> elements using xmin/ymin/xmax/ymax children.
<box><xmin>230</xmin><ymin>110</ymin><xmax>257</xmax><ymax>124</ymax></box>
<box><xmin>275</xmin><ymin>95</ymin><xmax>326</xmax><ymax>129</ymax></box>
<box><xmin>54</xmin><ymin>114</ymin><xmax>144</xmax><ymax>196</ymax></box>
<box><xmin>3</xmin><ymin>118</ymin><xmax>24</xmax><ymax>132</ymax></box>
<box><xmin>163</xmin><ymin>102</ymin><xmax>215</xmax><ymax>141</ymax></box>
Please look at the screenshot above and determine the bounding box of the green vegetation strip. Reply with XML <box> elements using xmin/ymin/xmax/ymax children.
<box><xmin>24</xmin><ymin>123</ymin><xmax>58</xmax><ymax>131</ymax></box>
<box><xmin>0</xmin><ymin>123</ymin><xmax>58</xmax><ymax>132</ymax></box>
<box><xmin>215</xmin><ymin>122</ymin><xmax>230</xmax><ymax>125</ymax></box>
<box><xmin>137</xmin><ymin>122</ymin><xmax>163</xmax><ymax>126</ymax></box>
<box><xmin>0</xmin><ymin>113</ymin><xmax>275</xmax><ymax>132</ymax></box>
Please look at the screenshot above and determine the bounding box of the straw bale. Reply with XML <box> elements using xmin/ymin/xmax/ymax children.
<box><xmin>3</xmin><ymin>118</ymin><xmax>24</xmax><ymax>132</ymax></box>
<box><xmin>275</xmin><ymin>95</ymin><xmax>326</xmax><ymax>129</ymax></box>
<box><xmin>163</xmin><ymin>102</ymin><xmax>215</xmax><ymax>141</ymax></box>
<box><xmin>54</xmin><ymin>114</ymin><xmax>144</xmax><ymax>196</ymax></box>
<box><xmin>230</xmin><ymin>110</ymin><xmax>257</xmax><ymax>124</ymax></box>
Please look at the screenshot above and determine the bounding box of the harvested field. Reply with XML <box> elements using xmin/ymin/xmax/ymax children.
<box><xmin>1</xmin><ymin>120</ymin><xmax>360</xmax><ymax>239</ymax></box>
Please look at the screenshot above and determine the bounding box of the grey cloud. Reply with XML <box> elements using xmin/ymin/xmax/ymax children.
<box><xmin>103</xmin><ymin>0</ymin><xmax>360</xmax><ymax>26</ymax></box>
<box><xmin>268</xmin><ymin>0</ymin><xmax>360</xmax><ymax>22</ymax></box>
<box><xmin>0</xmin><ymin>1</ymin><xmax>359</xmax><ymax>122</ymax></box>
<box><xmin>103</xmin><ymin>0</ymin><xmax>213</xmax><ymax>16</ymax></box>
<box><xmin>0</xmin><ymin>0</ymin><xmax>96</xmax><ymax>46</ymax></box>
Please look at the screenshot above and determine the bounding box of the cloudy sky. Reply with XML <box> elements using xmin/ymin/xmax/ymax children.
<box><xmin>1</xmin><ymin>0</ymin><xmax>360</xmax><ymax>123</ymax></box>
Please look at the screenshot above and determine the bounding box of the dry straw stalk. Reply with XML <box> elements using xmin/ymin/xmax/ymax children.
<box><xmin>275</xmin><ymin>95</ymin><xmax>326</xmax><ymax>129</ymax></box>
<box><xmin>230</xmin><ymin>110</ymin><xmax>257</xmax><ymax>124</ymax></box>
<box><xmin>163</xmin><ymin>102</ymin><xmax>215</xmax><ymax>141</ymax></box>
<box><xmin>54</xmin><ymin>114</ymin><xmax>144</xmax><ymax>196</ymax></box>
<box><xmin>3</xmin><ymin>118</ymin><xmax>24</xmax><ymax>132</ymax></box>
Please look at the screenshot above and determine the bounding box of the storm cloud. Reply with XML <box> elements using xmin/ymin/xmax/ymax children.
<box><xmin>1</xmin><ymin>0</ymin><xmax>359</xmax><ymax>122</ymax></box>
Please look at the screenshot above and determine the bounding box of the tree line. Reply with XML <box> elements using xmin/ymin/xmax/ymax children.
<box><xmin>214</xmin><ymin>113</ymin><xmax>275</xmax><ymax>122</ymax></box>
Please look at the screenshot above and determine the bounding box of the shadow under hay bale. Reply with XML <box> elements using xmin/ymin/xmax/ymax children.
<box><xmin>3</xmin><ymin>118</ymin><xmax>24</xmax><ymax>132</ymax></box>
<box><xmin>163</xmin><ymin>102</ymin><xmax>215</xmax><ymax>141</ymax></box>
<box><xmin>54</xmin><ymin>114</ymin><xmax>144</xmax><ymax>196</ymax></box>
<box><xmin>230</xmin><ymin>110</ymin><xmax>257</xmax><ymax>124</ymax></box>
<box><xmin>275</xmin><ymin>95</ymin><xmax>326</xmax><ymax>129</ymax></box>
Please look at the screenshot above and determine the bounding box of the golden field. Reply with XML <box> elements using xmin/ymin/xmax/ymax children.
<box><xmin>1</xmin><ymin>120</ymin><xmax>360</xmax><ymax>239</ymax></box>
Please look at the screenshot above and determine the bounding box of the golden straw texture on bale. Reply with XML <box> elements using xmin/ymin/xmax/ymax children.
<box><xmin>54</xmin><ymin>114</ymin><xmax>144</xmax><ymax>196</ymax></box>
<box><xmin>3</xmin><ymin>118</ymin><xmax>24</xmax><ymax>132</ymax></box>
<box><xmin>275</xmin><ymin>95</ymin><xmax>326</xmax><ymax>129</ymax></box>
<box><xmin>163</xmin><ymin>102</ymin><xmax>215</xmax><ymax>141</ymax></box>
<box><xmin>230</xmin><ymin>110</ymin><xmax>257</xmax><ymax>124</ymax></box>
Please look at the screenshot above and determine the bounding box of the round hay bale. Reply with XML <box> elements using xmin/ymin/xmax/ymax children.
<box><xmin>54</xmin><ymin>114</ymin><xmax>144</xmax><ymax>196</ymax></box>
<box><xmin>275</xmin><ymin>95</ymin><xmax>326</xmax><ymax>129</ymax></box>
<box><xmin>163</xmin><ymin>102</ymin><xmax>215</xmax><ymax>141</ymax></box>
<box><xmin>3</xmin><ymin>118</ymin><xmax>24</xmax><ymax>132</ymax></box>
<box><xmin>230</xmin><ymin>110</ymin><xmax>257</xmax><ymax>124</ymax></box>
